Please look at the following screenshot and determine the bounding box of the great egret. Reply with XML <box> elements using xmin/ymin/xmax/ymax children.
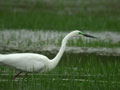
<box><xmin>0</xmin><ymin>30</ymin><xmax>96</xmax><ymax>79</ymax></box>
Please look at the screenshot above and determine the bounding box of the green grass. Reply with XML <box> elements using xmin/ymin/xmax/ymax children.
<box><xmin>0</xmin><ymin>11</ymin><xmax>119</xmax><ymax>31</ymax></box>
<box><xmin>0</xmin><ymin>54</ymin><xmax>120</xmax><ymax>90</ymax></box>
<box><xmin>0</xmin><ymin>0</ymin><xmax>120</xmax><ymax>89</ymax></box>
<box><xmin>0</xmin><ymin>0</ymin><xmax>120</xmax><ymax>31</ymax></box>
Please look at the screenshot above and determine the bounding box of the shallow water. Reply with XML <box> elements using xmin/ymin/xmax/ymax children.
<box><xmin>0</xmin><ymin>30</ymin><xmax>120</xmax><ymax>56</ymax></box>
<box><xmin>0</xmin><ymin>29</ymin><xmax>120</xmax><ymax>43</ymax></box>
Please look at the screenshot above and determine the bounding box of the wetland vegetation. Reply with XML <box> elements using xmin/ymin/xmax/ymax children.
<box><xmin>0</xmin><ymin>0</ymin><xmax>120</xmax><ymax>90</ymax></box>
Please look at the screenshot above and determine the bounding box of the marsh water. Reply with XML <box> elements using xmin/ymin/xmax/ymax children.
<box><xmin>0</xmin><ymin>30</ymin><xmax>120</xmax><ymax>55</ymax></box>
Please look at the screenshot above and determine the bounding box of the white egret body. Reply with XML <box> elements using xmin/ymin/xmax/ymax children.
<box><xmin>0</xmin><ymin>30</ymin><xmax>96</xmax><ymax>78</ymax></box>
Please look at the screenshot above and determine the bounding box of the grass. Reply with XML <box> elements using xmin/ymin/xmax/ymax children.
<box><xmin>0</xmin><ymin>11</ymin><xmax>119</xmax><ymax>31</ymax></box>
<box><xmin>0</xmin><ymin>0</ymin><xmax>120</xmax><ymax>31</ymax></box>
<box><xmin>0</xmin><ymin>0</ymin><xmax>120</xmax><ymax>90</ymax></box>
<box><xmin>0</xmin><ymin>54</ymin><xmax>120</xmax><ymax>90</ymax></box>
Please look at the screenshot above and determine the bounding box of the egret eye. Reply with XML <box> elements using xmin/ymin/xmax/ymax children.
<box><xmin>79</xmin><ymin>32</ymin><xmax>85</xmax><ymax>35</ymax></box>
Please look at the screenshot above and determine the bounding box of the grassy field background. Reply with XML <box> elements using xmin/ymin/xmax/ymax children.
<box><xmin>0</xmin><ymin>0</ymin><xmax>120</xmax><ymax>90</ymax></box>
<box><xmin>0</xmin><ymin>0</ymin><xmax>120</xmax><ymax>31</ymax></box>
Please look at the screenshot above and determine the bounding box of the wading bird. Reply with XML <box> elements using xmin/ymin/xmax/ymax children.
<box><xmin>0</xmin><ymin>30</ymin><xmax>96</xmax><ymax>79</ymax></box>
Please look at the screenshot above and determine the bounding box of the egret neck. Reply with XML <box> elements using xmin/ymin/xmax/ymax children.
<box><xmin>49</xmin><ymin>32</ymin><xmax>75</xmax><ymax>70</ymax></box>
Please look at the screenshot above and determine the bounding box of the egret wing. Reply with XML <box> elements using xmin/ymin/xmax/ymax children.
<box><xmin>16</xmin><ymin>60</ymin><xmax>45</xmax><ymax>72</ymax></box>
<box><xmin>0</xmin><ymin>53</ymin><xmax>47</xmax><ymax>72</ymax></box>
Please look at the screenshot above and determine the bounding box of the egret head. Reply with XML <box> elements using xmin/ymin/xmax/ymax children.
<box><xmin>78</xmin><ymin>30</ymin><xmax>97</xmax><ymax>38</ymax></box>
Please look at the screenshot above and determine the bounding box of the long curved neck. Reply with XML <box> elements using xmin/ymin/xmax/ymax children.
<box><xmin>49</xmin><ymin>32</ymin><xmax>75</xmax><ymax>69</ymax></box>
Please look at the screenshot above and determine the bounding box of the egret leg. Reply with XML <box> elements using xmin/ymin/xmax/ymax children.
<box><xmin>14</xmin><ymin>71</ymin><xmax>22</xmax><ymax>79</ymax></box>
<box><xmin>23</xmin><ymin>73</ymin><xmax>28</xmax><ymax>80</ymax></box>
